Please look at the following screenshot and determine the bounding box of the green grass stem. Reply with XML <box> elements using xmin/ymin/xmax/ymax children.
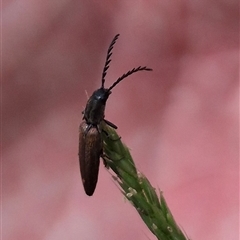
<box><xmin>101</xmin><ymin>124</ymin><xmax>190</xmax><ymax>240</ymax></box>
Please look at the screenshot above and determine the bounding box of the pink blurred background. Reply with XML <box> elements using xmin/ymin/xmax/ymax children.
<box><xmin>2</xmin><ymin>1</ymin><xmax>239</xmax><ymax>240</ymax></box>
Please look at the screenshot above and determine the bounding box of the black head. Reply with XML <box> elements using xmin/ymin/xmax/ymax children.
<box><xmin>91</xmin><ymin>88</ymin><xmax>112</xmax><ymax>105</ymax></box>
<box><xmin>83</xmin><ymin>34</ymin><xmax>152</xmax><ymax>126</ymax></box>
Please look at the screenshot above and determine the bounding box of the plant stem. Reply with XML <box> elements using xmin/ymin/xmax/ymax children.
<box><xmin>101</xmin><ymin>124</ymin><xmax>190</xmax><ymax>240</ymax></box>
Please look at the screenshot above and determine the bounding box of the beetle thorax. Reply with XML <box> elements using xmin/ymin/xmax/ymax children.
<box><xmin>83</xmin><ymin>88</ymin><xmax>111</xmax><ymax>125</ymax></box>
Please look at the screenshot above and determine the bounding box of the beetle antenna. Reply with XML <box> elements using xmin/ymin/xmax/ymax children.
<box><xmin>101</xmin><ymin>34</ymin><xmax>120</xmax><ymax>88</ymax></box>
<box><xmin>108</xmin><ymin>66</ymin><xmax>152</xmax><ymax>91</ymax></box>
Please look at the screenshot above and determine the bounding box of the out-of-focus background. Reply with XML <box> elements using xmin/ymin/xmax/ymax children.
<box><xmin>2</xmin><ymin>1</ymin><xmax>239</xmax><ymax>240</ymax></box>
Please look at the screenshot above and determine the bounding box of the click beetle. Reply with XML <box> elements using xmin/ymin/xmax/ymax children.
<box><xmin>79</xmin><ymin>34</ymin><xmax>152</xmax><ymax>196</ymax></box>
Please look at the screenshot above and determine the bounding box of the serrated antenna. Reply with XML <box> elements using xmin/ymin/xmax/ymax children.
<box><xmin>101</xmin><ymin>34</ymin><xmax>120</xmax><ymax>88</ymax></box>
<box><xmin>108</xmin><ymin>66</ymin><xmax>152</xmax><ymax>91</ymax></box>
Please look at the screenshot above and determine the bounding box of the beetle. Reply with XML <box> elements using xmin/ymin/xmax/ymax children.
<box><xmin>79</xmin><ymin>34</ymin><xmax>152</xmax><ymax>196</ymax></box>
